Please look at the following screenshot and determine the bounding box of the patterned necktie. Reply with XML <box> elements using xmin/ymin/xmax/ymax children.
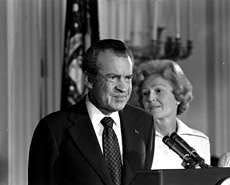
<box><xmin>101</xmin><ymin>117</ymin><xmax>122</xmax><ymax>185</ymax></box>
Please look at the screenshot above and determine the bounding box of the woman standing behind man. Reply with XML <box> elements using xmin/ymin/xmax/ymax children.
<box><xmin>134</xmin><ymin>59</ymin><xmax>210</xmax><ymax>169</ymax></box>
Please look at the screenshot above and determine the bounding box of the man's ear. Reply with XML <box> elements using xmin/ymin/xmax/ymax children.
<box><xmin>84</xmin><ymin>72</ymin><xmax>94</xmax><ymax>89</ymax></box>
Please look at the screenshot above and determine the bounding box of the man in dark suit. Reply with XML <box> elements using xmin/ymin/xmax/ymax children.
<box><xmin>28</xmin><ymin>39</ymin><xmax>155</xmax><ymax>185</ymax></box>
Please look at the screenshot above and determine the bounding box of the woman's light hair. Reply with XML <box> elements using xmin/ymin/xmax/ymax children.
<box><xmin>134</xmin><ymin>59</ymin><xmax>193</xmax><ymax>115</ymax></box>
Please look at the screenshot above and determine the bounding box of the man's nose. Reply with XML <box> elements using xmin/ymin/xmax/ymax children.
<box><xmin>115</xmin><ymin>77</ymin><xmax>130</xmax><ymax>91</ymax></box>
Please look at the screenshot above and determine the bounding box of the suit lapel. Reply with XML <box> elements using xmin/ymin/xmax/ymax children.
<box><xmin>119</xmin><ymin>107</ymin><xmax>145</xmax><ymax>185</ymax></box>
<box><xmin>66</xmin><ymin>101</ymin><xmax>149</xmax><ymax>185</ymax></box>
<box><xmin>67</xmin><ymin>100</ymin><xmax>113</xmax><ymax>185</ymax></box>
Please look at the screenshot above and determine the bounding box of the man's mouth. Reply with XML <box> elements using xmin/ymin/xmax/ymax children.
<box><xmin>114</xmin><ymin>95</ymin><xmax>128</xmax><ymax>101</ymax></box>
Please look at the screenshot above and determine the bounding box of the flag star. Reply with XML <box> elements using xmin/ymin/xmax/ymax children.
<box><xmin>73</xmin><ymin>3</ymin><xmax>79</xmax><ymax>12</ymax></box>
<box><xmin>69</xmin><ymin>85</ymin><xmax>74</xmax><ymax>91</ymax></box>
<box><xmin>74</xmin><ymin>23</ymin><xmax>79</xmax><ymax>28</ymax></box>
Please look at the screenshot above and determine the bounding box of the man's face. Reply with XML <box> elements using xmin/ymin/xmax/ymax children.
<box><xmin>90</xmin><ymin>50</ymin><xmax>133</xmax><ymax>114</ymax></box>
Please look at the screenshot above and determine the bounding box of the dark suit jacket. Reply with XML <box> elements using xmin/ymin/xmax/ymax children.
<box><xmin>28</xmin><ymin>98</ymin><xmax>155</xmax><ymax>185</ymax></box>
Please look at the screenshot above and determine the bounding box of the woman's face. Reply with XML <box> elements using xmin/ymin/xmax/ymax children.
<box><xmin>141</xmin><ymin>75</ymin><xmax>178</xmax><ymax>119</ymax></box>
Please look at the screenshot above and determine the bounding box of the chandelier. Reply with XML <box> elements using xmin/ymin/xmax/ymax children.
<box><xmin>128</xmin><ymin>27</ymin><xmax>193</xmax><ymax>62</ymax></box>
<box><xmin>127</xmin><ymin>0</ymin><xmax>193</xmax><ymax>62</ymax></box>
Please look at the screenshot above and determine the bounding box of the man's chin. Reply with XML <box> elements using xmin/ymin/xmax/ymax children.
<box><xmin>111</xmin><ymin>103</ymin><xmax>127</xmax><ymax>111</ymax></box>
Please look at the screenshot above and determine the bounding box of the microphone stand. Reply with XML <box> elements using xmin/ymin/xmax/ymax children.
<box><xmin>170</xmin><ymin>132</ymin><xmax>211</xmax><ymax>168</ymax></box>
<box><xmin>162</xmin><ymin>136</ymin><xmax>197</xmax><ymax>169</ymax></box>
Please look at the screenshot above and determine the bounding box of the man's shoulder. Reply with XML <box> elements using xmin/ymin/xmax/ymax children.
<box><xmin>38</xmin><ymin>109</ymin><xmax>70</xmax><ymax>134</ymax></box>
<box><xmin>122</xmin><ymin>104</ymin><xmax>153</xmax><ymax>127</ymax></box>
<box><xmin>34</xmin><ymin>103</ymin><xmax>84</xmax><ymax>142</ymax></box>
<box><xmin>41</xmin><ymin>109</ymin><xmax>68</xmax><ymax>124</ymax></box>
<box><xmin>42</xmin><ymin>98</ymin><xmax>86</xmax><ymax>122</ymax></box>
<box><xmin>39</xmin><ymin>101</ymin><xmax>84</xmax><ymax>128</ymax></box>
<box><xmin>123</xmin><ymin>104</ymin><xmax>152</xmax><ymax>117</ymax></box>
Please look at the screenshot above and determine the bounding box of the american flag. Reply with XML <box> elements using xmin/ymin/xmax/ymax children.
<box><xmin>61</xmin><ymin>0</ymin><xmax>99</xmax><ymax>109</ymax></box>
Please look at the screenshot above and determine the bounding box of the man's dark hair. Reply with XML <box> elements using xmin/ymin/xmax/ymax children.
<box><xmin>82</xmin><ymin>39</ymin><xmax>134</xmax><ymax>75</ymax></box>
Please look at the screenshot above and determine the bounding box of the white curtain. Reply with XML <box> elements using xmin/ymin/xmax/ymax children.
<box><xmin>6</xmin><ymin>0</ymin><xmax>65</xmax><ymax>184</ymax></box>
<box><xmin>212</xmin><ymin>0</ymin><xmax>230</xmax><ymax>156</ymax></box>
<box><xmin>7</xmin><ymin>0</ymin><xmax>41</xmax><ymax>184</ymax></box>
<box><xmin>98</xmin><ymin>0</ymin><xmax>156</xmax><ymax>47</ymax></box>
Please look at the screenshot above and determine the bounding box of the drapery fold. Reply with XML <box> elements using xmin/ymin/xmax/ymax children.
<box><xmin>7</xmin><ymin>1</ymin><xmax>41</xmax><ymax>185</ymax></box>
<box><xmin>212</xmin><ymin>0</ymin><xmax>230</xmax><ymax>156</ymax></box>
<box><xmin>6</xmin><ymin>0</ymin><xmax>65</xmax><ymax>184</ymax></box>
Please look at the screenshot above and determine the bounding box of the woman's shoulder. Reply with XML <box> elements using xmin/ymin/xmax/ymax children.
<box><xmin>177</xmin><ymin>118</ymin><xmax>209</xmax><ymax>140</ymax></box>
<box><xmin>188</xmin><ymin>127</ymin><xmax>209</xmax><ymax>140</ymax></box>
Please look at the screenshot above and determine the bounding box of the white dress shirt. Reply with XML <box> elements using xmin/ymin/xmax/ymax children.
<box><xmin>151</xmin><ymin>118</ymin><xmax>210</xmax><ymax>169</ymax></box>
<box><xmin>85</xmin><ymin>96</ymin><xmax>123</xmax><ymax>159</ymax></box>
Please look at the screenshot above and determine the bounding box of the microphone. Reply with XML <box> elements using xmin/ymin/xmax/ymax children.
<box><xmin>170</xmin><ymin>132</ymin><xmax>210</xmax><ymax>168</ymax></box>
<box><xmin>162</xmin><ymin>135</ymin><xmax>196</xmax><ymax>169</ymax></box>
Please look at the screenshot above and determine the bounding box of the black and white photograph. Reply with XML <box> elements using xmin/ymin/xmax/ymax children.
<box><xmin>0</xmin><ymin>0</ymin><xmax>230</xmax><ymax>185</ymax></box>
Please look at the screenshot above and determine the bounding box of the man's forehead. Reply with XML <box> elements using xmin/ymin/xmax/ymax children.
<box><xmin>97</xmin><ymin>51</ymin><xmax>133</xmax><ymax>67</ymax></box>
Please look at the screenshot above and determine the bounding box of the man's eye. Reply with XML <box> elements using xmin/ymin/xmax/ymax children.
<box><xmin>109</xmin><ymin>75</ymin><xmax>118</xmax><ymax>80</ymax></box>
<box><xmin>125</xmin><ymin>75</ymin><xmax>133</xmax><ymax>80</ymax></box>
<box><xmin>106</xmin><ymin>75</ymin><xmax>119</xmax><ymax>82</ymax></box>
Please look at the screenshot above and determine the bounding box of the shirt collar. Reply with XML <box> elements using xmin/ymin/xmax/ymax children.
<box><xmin>176</xmin><ymin>118</ymin><xmax>194</xmax><ymax>135</ymax></box>
<box><xmin>155</xmin><ymin>118</ymin><xmax>193</xmax><ymax>137</ymax></box>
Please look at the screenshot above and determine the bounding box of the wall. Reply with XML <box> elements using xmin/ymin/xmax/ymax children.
<box><xmin>179</xmin><ymin>0</ymin><xmax>208</xmax><ymax>133</ymax></box>
<box><xmin>158</xmin><ymin>0</ymin><xmax>209</xmax><ymax>134</ymax></box>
